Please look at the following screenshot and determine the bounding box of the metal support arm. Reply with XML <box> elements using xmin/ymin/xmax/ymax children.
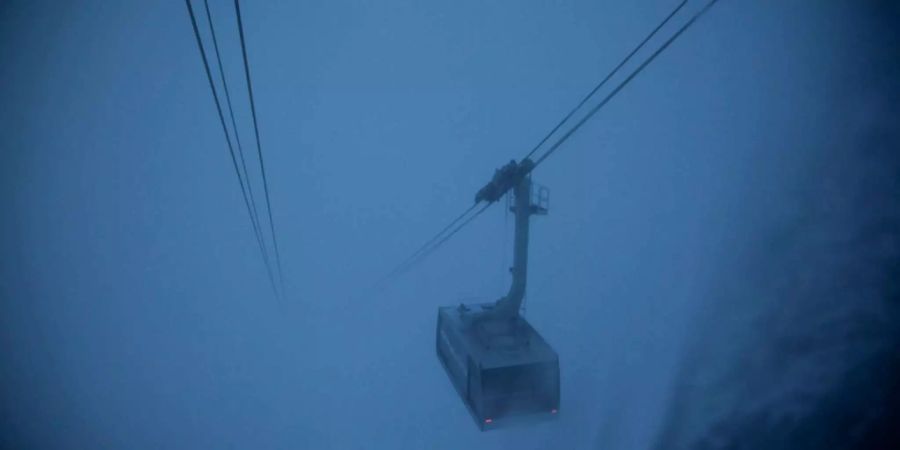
<box><xmin>480</xmin><ymin>159</ymin><xmax>541</xmax><ymax>318</ymax></box>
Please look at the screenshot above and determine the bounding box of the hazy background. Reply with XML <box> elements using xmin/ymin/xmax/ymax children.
<box><xmin>1</xmin><ymin>1</ymin><xmax>897</xmax><ymax>449</ymax></box>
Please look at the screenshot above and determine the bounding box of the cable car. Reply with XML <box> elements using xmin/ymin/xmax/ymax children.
<box><xmin>436</xmin><ymin>159</ymin><xmax>560</xmax><ymax>430</ymax></box>
<box><xmin>436</xmin><ymin>303</ymin><xmax>560</xmax><ymax>430</ymax></box>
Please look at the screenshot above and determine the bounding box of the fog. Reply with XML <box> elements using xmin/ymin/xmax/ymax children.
<box><xmin>1</xmin><ymin>1</ymin><xmax>897</xmax><ymax>449</ymax></box>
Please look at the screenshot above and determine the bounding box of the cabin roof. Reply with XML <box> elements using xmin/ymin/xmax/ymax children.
<box><xmin>438</xmin><ymin>303</ymin><xmax>558</xmax><ymax>370</ymax></box>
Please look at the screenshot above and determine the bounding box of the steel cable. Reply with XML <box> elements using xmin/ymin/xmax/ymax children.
<box><xmin>234</xmin><ymin>0</ymin><xmax>286</xmax><ymax>294</ymax></box>
<box><xmin>521</xmin><ymin>0</ymin><xmax>688</xmax><ymax>162</ymax></box>
<box><xmin>185</xmin><ymin>0</ymin><xmax>278</xmax><ymax>296</ymax></box>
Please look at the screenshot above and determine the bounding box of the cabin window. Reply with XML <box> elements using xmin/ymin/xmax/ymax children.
<box><xmin>481</xmin><ymin>363</ymin><xmax>555</xmax><ymax>398</ymax></box>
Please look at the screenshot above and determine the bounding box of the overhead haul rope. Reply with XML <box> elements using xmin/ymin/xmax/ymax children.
<box><xmin>383</xmin><ymin>203</ymin><xmax>480</xmax><ymax>282</ymax></box>
<box><xmin>185</xmin><ymin>0</ymin><xmax>278</xmax><ymax>296</ymax></box>
<box><xmin>531</xmin><ymin>0</ymin><xmax>720</xmax><ymax>170</ymax></box>
<box><xmin>400</xmin><ymin>203</ymin><xmax>493</xmax><ymax>275</ymax></box>
<box><xmin>234</xmin><ymin>0</ymin><xmax>286</xmax><ymax>294</ymax></box>
<box><xmin>202</xmin><ymin>0</ymin><xmax>267</xmax><ymax>263</ymax></box>
<box><xmin>380</xmin><ymin>0</ymin><xmax>721</xmax><ymax>284</ymax></box>
<box><xmin>521</xmin><ymin>0</ymin><xmax>688</xmax><ymax>162</ymax></box>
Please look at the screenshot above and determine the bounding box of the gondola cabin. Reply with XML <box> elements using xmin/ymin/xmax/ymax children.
<box><xmin>436</xmin><ymin>303</ymin><xmax>560</xmax><ymax>430</ymax></box>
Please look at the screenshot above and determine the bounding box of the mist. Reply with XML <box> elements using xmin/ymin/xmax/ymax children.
<box><xmin>1</xmin><ymin>1</ymin><xmax>898</xmax><ymax>449</ymax></box>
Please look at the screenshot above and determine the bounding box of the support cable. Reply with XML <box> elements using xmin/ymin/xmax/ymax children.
<box><xmin>521</xmin><ymin>0</ymin><xmax>687</xmax><ymax>162</ymax></box>
<box><xmin>402</xmin><ymin>203</ymin><xmax>492</xmax><ymax>274</ymax></box>
<box><xmin>202</xmin><ymin>0</ymin><xmax>268</xmax><ymax>265</ymax></box>
<box><xmin>380</xmin><ymin>203</ymin><xmax>480</xmax><ymax>284</ymax></box>
<box><xmin>234</xmin><ymin>0</ymin><xmax>286</xmax><ymax>293</ymax></box>
<box><xmin>185</xmin><ymin>0</ymin><xmax>278</xmax><ymax>296</ymax></box>
<box><xmin>531</xmin><ymin>0</ymin><xmax>720</xmax><ymax>170</ymax></box>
